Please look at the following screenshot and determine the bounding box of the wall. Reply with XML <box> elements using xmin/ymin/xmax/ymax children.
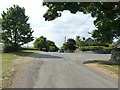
<box><xmin>111</xmin><ymin>49</ymin><xmax>120</xmax><ymax>62</ymax></box>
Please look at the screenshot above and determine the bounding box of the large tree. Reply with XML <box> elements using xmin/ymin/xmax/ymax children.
<box><xmin>43</xmin><ymin>2</ymin><xmax>120</xmax><ymax>44</ymax></box>
<box><xmin>34</xmin><ymin>36</ymin><xmax>48</xmax><ymax>51</ymax></box>
<box><xmin>61</xmin><ymin>38</ymin><xmax>76</xmax><ymax>52</ymax></box>
<box><xmin>1</xmin><ymin>5</ymin><xmax>34</xmax><ymax>52</ymax></box>
<box><xmin>34</xmin><ymin>36</ymin><xmax>58</xmax><ymax>52</ymax></box>
<box><xmin>0</xmin><ymin>18</ymin><xmax>2</xmax><ymax>43</ymax></box>
<box><xmin>47</xmin><ymin>40</ymin><xmax>58</xmax><ymax>51</ymax></box>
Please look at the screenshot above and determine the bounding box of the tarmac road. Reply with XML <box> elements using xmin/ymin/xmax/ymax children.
<box><xmin>12</xmin><ymin>52</ymin><xmax>118</xmax><ymax>88</ymax></box>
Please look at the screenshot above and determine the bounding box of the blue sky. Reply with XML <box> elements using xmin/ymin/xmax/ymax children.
<box><xmin>0</xmin><ymin>0</ymin><xmax>96</xmax><ymax>47</ymax></box>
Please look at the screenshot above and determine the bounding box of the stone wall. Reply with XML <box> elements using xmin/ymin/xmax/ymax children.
<box><xmin>111</xmin><ymin>49</ymin><xmax>120</xmax><ymax>62</ymax></box>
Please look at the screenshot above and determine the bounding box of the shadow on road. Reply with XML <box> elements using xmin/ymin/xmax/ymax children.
<box><xmin>37</xmin><ymin>53</ymin><xmax>63</xmax><ymax>59</ymax></box>
<box><xmin>13</xmin><ymin>51</ymin><xmax>63</xmax><ymax>59</ymax></box>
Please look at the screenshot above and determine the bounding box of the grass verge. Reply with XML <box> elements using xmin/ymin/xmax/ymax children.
<box><xmin>83</xmin><ymin>59</ymin><xmax>120</xmax><ymax>74</ymax></box>
<box><xmin>1</xmin><ymin>50</ymin><xmax>42</xmax><ymax>88</ymax></box>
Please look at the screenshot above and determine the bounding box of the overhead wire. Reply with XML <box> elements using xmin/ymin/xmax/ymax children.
<box><xmin>66</xmin><ymin>15</ymin><xmax>91</xmax><ymax>38</ymax></box>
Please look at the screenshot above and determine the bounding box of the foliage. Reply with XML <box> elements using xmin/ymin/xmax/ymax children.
<box><xmin>0</xmin><ymin>18</ymin><xmax>2</xmax><ymax>43</ymax></box>
<box><xmin>116</xmin><ymin>39</ymin><xmax>120</xmax><ymax>45</ymax></box>
<box><xmin>1</xmin><ymin>5</ymin><xmax>34</xmax><ymax>52</ymax></box>
<box><xmin>49</xmin><ymin>46</ymin><xmax>57</xmax><ymax>52</ymax></box>
<box><xmin>0</xmin><ymin>18</ymin><xmax>2</xmax><ymax>29</ymax></box>
<box><xmin>61</xmin><ymin>43</ymin><xmax>67</xmax><ymax>50</ymax></box>
<box><xmin>47</xmin><ymin>40</ymin><xmax>58</xmax><ymax>52</ymax></box>
<box><xmin>76</xmin><ymin>36</ymin><xmax>85</xmax><ymax>47</ymax></box>
<box><xmin>61</xmin><ymin>38</ymin><xmax>76</xmax><ymax>52</ymax></box>
<box><xmin>67</xmin><ymin>39</ymin><xmax>76</xmax><ymax>51</ymax></box>
<box><xmin>34</xmin><ymin>36</ymin><xmax>48</xmax><ymax>51</ymax></box>
<box><xmin>79</xmin><ymin>46</ymin><xmax>112</xmax><ymax>51</ymax></box>
<box><xmin>109</xmin><ymin>44</ymin><xmax>115</xmax><ymax>48</ymax></box>
<box><xmin>43</xmin><ymin>2</ymin><xmax>120</xmax><ymax>44</ymax></box>
<box><xmin>3</xmin><ymin>43</ymin><xmax>21</xmax><ymax>53</ymax></box>
<box><xmin>34</xmin><ymin>36</ymin><xmax>58</xmax><ymax>52</ymax></box>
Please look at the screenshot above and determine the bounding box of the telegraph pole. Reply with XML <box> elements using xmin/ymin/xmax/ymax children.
<box><xmin>65</xmin><ymin>36</ymin><xmax>66</xmax><ymax>43</ymax></box>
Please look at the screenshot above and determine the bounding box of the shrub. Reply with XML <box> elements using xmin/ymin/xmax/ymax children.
<box><xmin>109</xmin><ymin>44</ymin><xmax>115</xmax><ymax>48</ymax></box>
<box><xmin>79</xmin><ymin>46</ymin><xmax>112</xmax><ymax>51</ymax></box>
<box><xmin>3</xmin><ymin>44</ymin><xmax>20</xmax><ymax>53</ymax></box>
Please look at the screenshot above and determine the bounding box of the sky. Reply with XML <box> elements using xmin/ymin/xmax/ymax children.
<box><xmin>0</xmin><ymin>0</ymin><xmax>97</xmax><ymax>47</ymax></box>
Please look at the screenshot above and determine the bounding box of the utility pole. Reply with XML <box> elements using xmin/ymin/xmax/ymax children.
<box><xmin>65</xmin><ymin>36</ymin><xmax>66</xmax><ymax>43</ymax></box>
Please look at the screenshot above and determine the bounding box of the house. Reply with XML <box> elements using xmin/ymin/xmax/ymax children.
<box><xmin>83</xmin><ymin>37</ymin><xmax>95</xmax><ymax>46</ymax></box>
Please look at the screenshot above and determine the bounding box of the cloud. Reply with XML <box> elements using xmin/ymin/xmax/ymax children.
<box><xmin>0</xmin><ymin>0</ymin><xmax>96</xmax><ymax>47</ymax></box>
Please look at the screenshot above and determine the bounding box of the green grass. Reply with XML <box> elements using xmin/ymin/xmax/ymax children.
<box><xmin>83</xmin><ymin>60</ymin><xmax>120</xmax><ymax>74</ymax></box>
<box><xmin>0</xmin><ymin>50</ymin><xmax>43</xmax><ymax>88</ymax></box>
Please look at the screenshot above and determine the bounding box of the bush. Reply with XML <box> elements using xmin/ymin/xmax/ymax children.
<box><xmin>79</xmin><ymin>46</ymin><xmax>112</xmax><ymax>51</ymax></box>
<box><xmin>3</xmin><ymin>44</ymin><xmax>20</xmax><ymax>53</ymax></box>
<box><xmin>109</xmin><ymin>44</ymin><xmax>115</xmax><ymax>48</ymax></box>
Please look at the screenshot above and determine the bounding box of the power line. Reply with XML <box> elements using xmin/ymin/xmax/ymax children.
<box><xmin>67</xmin><ymin>16</ymin><xmax>91</xmax><ymax>38</ymax></box>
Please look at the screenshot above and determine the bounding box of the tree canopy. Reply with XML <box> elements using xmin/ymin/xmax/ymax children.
<box><xmin>34</xmin><ymin>36</ymin><xmax>58</xmax><ymax>52</ymax></box>
<box><xmin>0</xmin><ymin>18</ymin><xmax>2</xmax><ymax>29</ymax></box>
<box><xmin>43</xmin><ymin>2</ymin><xmax>120</xmax><ymax>44</ymax></box>
<box><xmin>75</xmin><ymin>36</ymin><xmax>85</xmax><ymax>47</ymax></box>
<box><xmin>61</xmin><ymin>38</ymin><xmax>76</xmax><ymax>52</ymax></box>
<box><xmin>1</xmin><ymin>5</ymin><xmax>34</xmax><ymax>52</ymax></box>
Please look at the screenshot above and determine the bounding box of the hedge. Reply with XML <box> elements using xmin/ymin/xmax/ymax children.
<box><xmin>79</xmin><ymin>46</ymin><xmax>112</xmax><ymax>51</ymax></box>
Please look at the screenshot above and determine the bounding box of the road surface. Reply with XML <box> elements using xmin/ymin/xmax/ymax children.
<box><xmin>12</xmin><ymin>52</ymin><xmax>118</xmax><ymax>88</ymax></box>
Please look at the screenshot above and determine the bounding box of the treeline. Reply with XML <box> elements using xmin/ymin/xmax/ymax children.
<box><xmin>1</xmin><ymin>5</ymin><xmax>58</xmax><ymax>53</ymax></box>
<box><xmin>61</xmin><ymin>36</ymin><xmax>120</xmax><ymax>53</ymax></box>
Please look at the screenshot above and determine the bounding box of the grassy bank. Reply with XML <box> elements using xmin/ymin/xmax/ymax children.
<box><xmin>83</xmin><ymin>59</ymin><xmax>119</xmax><ymax>74</ymax></box>
<box><xmin>1</xmin><ymin>50</ymin><xmax>42</xmax><ymax>88</ymax></box>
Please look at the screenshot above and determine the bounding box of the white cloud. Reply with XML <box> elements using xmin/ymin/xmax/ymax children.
<box><xmin>0</xmin><ymin>0</ymin><xmax>96</xmax><ymax>47</ymax></box>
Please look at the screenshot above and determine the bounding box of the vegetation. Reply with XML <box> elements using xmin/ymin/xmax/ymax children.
<box><xmin>34</xmin><ymin>36</ymin><xmax>58</xmax><ymax>52</ymax></box>
<box><xmin>61</xmin><ymin>38</ymin><xmax>76</xmax><ymax>52</ymax></box>
<box><xmin>84</xmin><ymin>59</ymin><xmax>120</xmax><ymax>74</ymax></box>
<box><xmin>1</xmin><ymin>5</ymin><xmax>34</xmax><ymax>52</ymax></box>
<box><xmin>47</xmin><ymin>40</ymin><xmax>58</xmax><ymax>52</ymax></box>
<box><xmin>61</xmin><ymin>43</ymin><xmax>67</xmax><ymax>50</ymax></box>
<box><xmin>116</xmin><ymin>39</ymin><xmax>120</xmax><ymax>45</ymax></box>
<box><xmin>43</xmin><ymin>2</ymin><xmax>120</xmax><ymax>44</ymax></box>
<box><xmin>0</xmin><ymin>18</ymin><xmax>2</xmax><ymax>29</ymax></box>
<box><xmin>0</xmin><ymin>18</ymin><xmax>2</xmax><ymax>44</ymax></box>
<box><xmin>79</xmin><ymin>46</ymin><xmax>112</xmax><ymax>51</ymax></box>
<box><xmin>1</xmin><ymin>50</ymin><xmax>42</xmax><ymax>88</ymax></box>
<box><xmin>75</xmin><ymin>36</ymin><xmax>85</xmax><ymax>47</ymax></box>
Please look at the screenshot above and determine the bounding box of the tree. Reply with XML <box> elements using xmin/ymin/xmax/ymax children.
<box><xmin>76</xmin><ymin>36</ymin><xmax>85</xmax><ymax>47</ymax></box>
<box><xmin>1</xmin><ymin>5</ymin><xmax>34</xmax><ymax>52</ymax></box>
<box><xmin>0</xmin><ymin>18</ymin><xmax>2</xmax><ymax>43</ymax></box>
<box><xmin>34</xmin><ymin>36</ymin><xmax>58</xmax><ymax>52</ymax></box>
<box><xmin>117</xmin><ymin>39</ymin><xmax>120</xmax><ymax>45</ymax></box>
<box><xmin>34</xmin><ymin>36</ymin><xmax>48</xmax><ymax>51</ymax></box>
<box><xmin>82</xmin><ymin>37</ymin><xmax>86</xmax><ymax>41</ymax></box>
<box><xmin>61</xmin><ymin>43</ymin><xmax>67</xmax><ymax>50</ymax></box>
<box><xmin>67</xmin><ymin>39</ymin><xmax>76</xmax><ymax>51</ymax></box>
<box><xmin>43</xmin><ymin>2</ymin><xmax>120</xmax><ymax>44</ymax></box>
<box><xmin>47</xmin><ymin>40</ymin><xmax>58</xmax><ymax>52</ymax></box>
<box><xmin>0</xmin><ymin>18</ymin><xmax>2</xmax><ymax>29</ymax></box>
<box><xmin>62</xmin><ymin>38</ymin><xmax>76</xmax><ymax>52</ymax></box>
